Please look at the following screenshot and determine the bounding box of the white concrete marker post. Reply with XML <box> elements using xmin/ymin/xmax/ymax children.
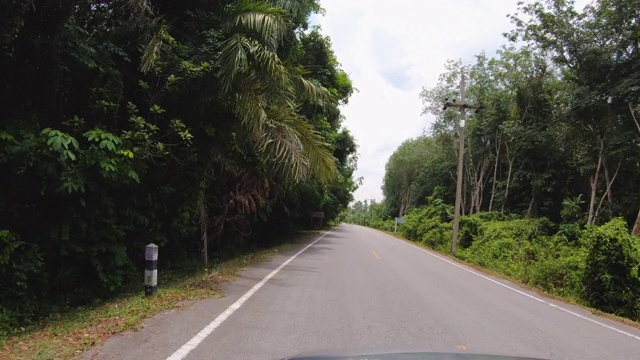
<box><xmin>145</xmin><ymin>243</ymin><xmax>158</xmax><ymax>297</ymax></box>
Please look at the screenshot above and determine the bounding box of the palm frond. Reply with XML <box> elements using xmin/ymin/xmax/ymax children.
<box><xmin>260</xmin><ymin>119</ymin><xmax>309</xmax><ymax>182</ymax></box>
<box><xmin>248</xmin><ymin>39</ymin><xmax>292</xmax><ymax>89</ymax></box>
<box><xmin>140</xmin><ymin>21</ymin><xmax>170</xmax><ymax>73</ymax></box>
<box><xmin>235</xmin><ymin>96</ymin><xmax>310</xmax><ymax>182</ymax></box>
<box><xmin>225</xmin><ymin>0</ymin><xmax>289</xmax><ymax>50</ymax></box>
<box><xmin>125</xmin><ymin>0</ymin><xmax>154</xmax><ymax>23</ymax></box>
<box><xmin>234</xmin><ymin>11</ymin><xmax>288</xmax><ymax>51</ymax></box>
<box><xmin>218</xmin><ymin>36</ymin><xmax>292</xmax><ymax>95</ymax></box>
<box><xmin>229</xmin><ymin>72</ymin><xmax>336</xmax><ymax>183</ymax></box>
<box><xmin>218</xmin><ymin>0</ymin><xmax>338</xmax><ymax>184</ymax></box>
<box><xmin>262</xmin><ymin>105</ymin><xmax>336</xmax><ymax>183</ymax></box>
<box><xmin>268</xmin><ymin>0</ymin><xmax>322</xmax><ymax>20</ymax></box>
<box><xmin>235</xmin><ymin>91</ymin><xmax>269</xmax><ymax>136</ymax></box>
<box><xmin>283</xmin><ymin>114</ymin><xmax>336</xmax><ymax>183</ymax></box>
<box><xmin>290</xmin><ymin>72</ymin><xmax>334</xmax><ymax>107</ymax></box>
<box><xmin>217</xmin><ymin>34</ymin><xmax>252</xmax><ymax>93</ymax></box>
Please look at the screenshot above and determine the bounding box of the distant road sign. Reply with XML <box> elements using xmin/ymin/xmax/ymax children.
<box><xmin>310</xmin><ymin>212</ymin><xmax>325</xmax><ymax>229</ymax></box>
<box><xmin>395</xmin><ymin>217</ymin><xmax>406</xmax><ymax>224</ymax></box>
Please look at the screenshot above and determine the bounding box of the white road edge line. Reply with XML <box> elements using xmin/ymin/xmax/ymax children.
<box><xmin>165</xmin><ymin>229</ymin><xmax>334</xmax><ymax>360</ymax></box>
<box><xmin>387</xmin><ymin>230</ymin><xmax>640</xmax><ymax>342</ymax></box>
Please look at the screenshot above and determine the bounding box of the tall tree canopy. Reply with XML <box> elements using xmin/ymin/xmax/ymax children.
<box><xmin>348</xmin><ymin>0</ymin><xmax>640</xmax><ymax>322</ymax></box>
<box><xmin>385</xmin><ymin>0</ymin><xmax>640</xmax><ymax>227</ymax></box>
<box><xmin>0</xmin><ymin>0</ymin><xmax>358</xmax><ymax>331</ymax></box>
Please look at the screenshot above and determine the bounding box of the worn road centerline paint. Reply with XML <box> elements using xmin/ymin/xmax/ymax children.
<box><xmin>371</xmin><ymin>249</ymin><xmax>381</xmax><ymax>260</ymax></box>
<box><xmin>165</xmin><ymin>229</ymin><xmax>334</xmax><ymax>360</ymax></box>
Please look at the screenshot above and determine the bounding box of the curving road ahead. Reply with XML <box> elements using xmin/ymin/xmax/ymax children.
<box><xmin>85</xmin><ymin>225</ymin><xmax>640</xmax><ymax>360</ymax></box>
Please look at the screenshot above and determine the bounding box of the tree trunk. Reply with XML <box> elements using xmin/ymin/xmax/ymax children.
<box><xmin>462</xmin><ymin>182</ymin><xmax>467</xmax><ymax>217</ymax></box>
<box><xmin>399</xmin><ymin>182</ymin><xmax>412</xmax><ymax>217</ymax></box>
<box><xmin>489</xmin><ymin>137</ymin><xmax>500</xmax><ymax>212</ymax></box>
<box><xmin>475</xmin><ymin>158</ymin><xmax>490</xmax><ymax>213</ymax></box>
<box><xmin>587</xmin><ymin>140</ymin><xmax>604</xmax><ymax>225</ymax></box>
<box><xmin>197</xmin><ymin>184</ymin><xmax>209</xmax><ymax>266</ymax></box>
<box><xmin>466</xmin><ymin>162</ymin><xmax>475</xmax><ymax>215</ymax></box>
<box><xmin>466</xmin><ymin>136</ymin><xmax>473</xmax><ymax>216</ymax></box>
<box><xmin>603</xmin><ymin>157</ymin><xmax>614</xmax><ymax>208</ymax></box>
<box><xmin>629</xmin><ymin>103</ymin><xmax>640</xmax><ymax>236</ymax></box>
<box><xmin>526</xmin><ymin>192</ymin><xmax>535</xmax><ymax>217</ymax></box>
<box><xmin>469</xmin><ymin>162</ymin><xmax>477</xmax><ymax>216</ymax></box>
<box><xmin>466</xmin><ymin>155</ymin><xmax>490</xmax><ymax>215</ymax></box>
<box><xmin>629</xmin><ymin>103</ymin><xmax>640</xmax><ymax>133</ymax></box>
<box><xmin>595</xmin><ymin>158</ymin><xmax>621</xmax><ymax>222</ymax></box>
<box><xmin>632</xmin><ymin>208</ymin><xmax>640</xmax><ymax>237</ymax></box>
<box><xmin>399</xmin><ymin>173</ymin><xmax>409</xmax><ymax>217</ymax></box>
<box><xmin>471</xmin><ymin>164</ymin><xmax>480</xmax><ymax>214</ymax></box>
<box><xmin>502</xmin><ymin>143</ymin><xmax>514</xmax><ymax>213</ymax></box>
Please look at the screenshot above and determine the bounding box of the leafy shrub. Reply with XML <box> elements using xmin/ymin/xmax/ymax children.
<box><xmin>401</xmin><ymin>209</ymin><xmax>436</xmax><ymax>241</ymax></box>
<box><xmin>384</xmin><ymin>219</ymin><xmax>397</xmax><ymax>232</ymax></box>
<box><xmin>557</xmin><ymin>195</ymin><xmax>586</xmax><ymax>243</ymax></box>
<box><xmin>582</xmin><ymin>218</ymin><xmax>640</xmax><ymax>319</ymax></box>
<box><xmin>399</xmin><ymin>199</ymin><xmax>453</xmax><ymax>242</ymax></box>
<box><xmin>459</xmin><ymin>212</ymin><xmax>517</xmax><ymax>248</ymax></box>
<box><xmin>424</xmin><ymin>198</ymin><xmax>454</xmax><ymax>222</ymax></box>
<box><xmin>461</xmin><ymin>218</ymin><xmax>554</xmax><ymax>278</ymax></box>
<box><xmin>421</xmin><ymin>221</ymin><xmax>452</xmax><ymax>252</ymax></box>
<box><xmin>556</xmin><ymin>223</ymin><xmax>583</xmax><ymax>243</ymax></box>
<box><xmin>458</xmin><ymin>216</ymin><xmax>481</xmax><ymax>249</ymax></box>
<box><xmin>561</xmin><ymin>195</ymin><xmax>585</xmax><ymax>224</ymax></box>
<box><xmin>369</xmin><ymin>219</ymin><xmax>395</xmax><ymax>232</ymax></box>
<box><xmin>0</xmin><ymin>230</ymin><xmax>43</xmax><ymax>335</ymax></box>
<box><xmin>524</xmin><ymin>236</ymin><xmax>587</xmax><ymax>298</ymax></box>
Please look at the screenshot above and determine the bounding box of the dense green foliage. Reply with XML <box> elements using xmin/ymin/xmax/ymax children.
<box><xmin>0</xmin><ymin>0</ymin><xmax>358</xmax><ymax>334</ymax></box>
<box><xmin>348</xmin><ymin>0</ymin><xmax>640</xmax><ymax>321</ymax></box>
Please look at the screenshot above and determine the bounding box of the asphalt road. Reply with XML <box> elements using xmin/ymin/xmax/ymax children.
<box><xmin>85</xmin><ymin>225</ymin><xmax>640</xmax><ymax>360</ymax></box>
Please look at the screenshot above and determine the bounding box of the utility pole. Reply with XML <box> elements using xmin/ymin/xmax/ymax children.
<box><xmin>443</xmin><ymin>65</ymin><xmax>483</xmax><ymax>255</ymax></box>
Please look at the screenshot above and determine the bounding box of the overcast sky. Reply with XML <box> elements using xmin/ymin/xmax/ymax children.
<box><xmin>310</xmin><ymin>0</ymin><xmax>589</xmax><ymax>203</ymax></box>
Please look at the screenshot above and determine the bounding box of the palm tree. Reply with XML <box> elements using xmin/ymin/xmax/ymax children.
<box><xmin>216</xmin><ymin>0</ymin><xmax>336</xmax><ymax>183</ymax></box>
<box><xmin>140</xmin><ymin>0</ymin><xmax>338</xmax><ymax>263</ymax></box>
<box><xmin>141</xmin><ymin>0</ymin><xmax>335</xmax><ymax>180</ymax></box>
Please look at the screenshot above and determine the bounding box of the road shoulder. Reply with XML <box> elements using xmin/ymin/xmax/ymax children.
<box><xmin>78</xmin><ymin>230</ymin><xmax>328</xmax><ymax>360</ymax></box>
<box><xmin>359</xmin><ymin>223</ymin><xmax>640</xmax><ymax>333</ymax></box>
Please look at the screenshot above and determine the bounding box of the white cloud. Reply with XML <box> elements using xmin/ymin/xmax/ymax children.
<box><xmin>313</xmin><ymin>0</ymin><xmax>590</xmax><ymax>202</ymax></box>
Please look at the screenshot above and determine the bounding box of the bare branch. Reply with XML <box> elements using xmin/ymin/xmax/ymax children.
<box><xmin>629</xmin><ymin>103</ymin><xmax>640</xmax><ymax>134</ymax></box>
<box><xmin>594</xmin><ymin>158</ymin><xmax>622</xmax><ymax>222</ymax></box>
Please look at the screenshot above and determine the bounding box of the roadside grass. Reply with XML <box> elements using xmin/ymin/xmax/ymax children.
<box><xmin>0</xmin><ymin>230</ymin><xmax>323</xmax><ymax>360</ymax></box>
<box><xmin>368</xmin><ymin>225</ymin><xmax>640</xmax><ymax>332</ymax></box>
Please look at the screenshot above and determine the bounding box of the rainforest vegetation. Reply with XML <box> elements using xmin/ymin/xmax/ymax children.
<box><xmin>0</xmin><ymin>0</ymin><xmax>358</xmax><ymax>333</ymax></box>
<box><xmin>346</xmin><ymin>0</ymin><xmax>640</xmax><ymax>321</ymax></box>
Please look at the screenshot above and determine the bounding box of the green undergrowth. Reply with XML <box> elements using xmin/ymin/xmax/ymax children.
<box><xmin>0</xmin><ymin>230</ymin><xmax>323</xmax><ymax>360</ymax></box>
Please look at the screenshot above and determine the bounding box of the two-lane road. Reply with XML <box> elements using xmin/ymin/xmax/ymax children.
<box><xmin>88</xmin><ymin>225</ymin><xmax>640</xmax><ymax>360</ymax></box>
